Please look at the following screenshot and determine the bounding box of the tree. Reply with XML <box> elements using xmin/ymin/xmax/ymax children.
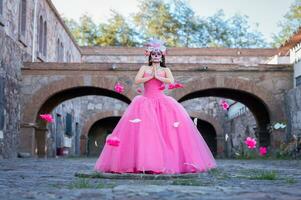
<box><xmin>272</xmin><ymin>0</ymin><xmax>301</xmax><ymax>47</ymax></box>
<box><xmin>133</xmin><ymin>0</ymin><xmax>180</xmax><ymax>47</ymax></box>
<box><xmin>205</xmin><ymin>10</ymin><xmax>267</xmax><ymax>48</ymax></box>
<box><xmin>171</xmin><ymin>0</ymin><xmax>202</xmax><ymax>47</ymax></box>
<box><xmin>96</xmin><ymin>11</ymin><xmax>137</xmax><ymax>46</ymax></box>
<box><xmin>227</xmin><ymin>13</ymin><xmax>267</xmax><ymax>48</ymax></box>
<box><xmin>63</xmin><ymin>18</ymin><xmax>82</xmax><ymax>44</ymax></box>
<box><xmin>63</xmin><ymin>0</ymin><xmax>267</xmax><ymax>48</ymax></box>
<box><xmin>78</xmin><ymin>14</ymin><xmax>99</xmax><ymax>46</ymax></box>
<box><xmin>64</xmin><ymin>14</ymin><xmax>98</xmax><ymax>46</ymax></box>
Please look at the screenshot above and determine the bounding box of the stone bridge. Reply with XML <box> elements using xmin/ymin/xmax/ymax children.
<box><xmin>19</xmin><ymin>61</ymin><xmax>293</xmax><ymax>157</ymax></box>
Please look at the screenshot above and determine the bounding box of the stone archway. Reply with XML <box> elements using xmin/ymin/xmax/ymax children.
<box><xmin>172</xmin><ymin>76</ymin><xmax>285</xmax><ymax>148</ymax></box>
<box><xmin>80</xmin><ymin>110</ymin><xmax>125</xmax><ymax>155</ymax></box>
<box><xmin>20</xmin><ymin>76</ymin><xmax>132</xmax><ymax>157</ymax></box>
<box><xmin>188</xmin><ymin>111</ymin><xmax>223</xmax><ymax>157</ymax></box>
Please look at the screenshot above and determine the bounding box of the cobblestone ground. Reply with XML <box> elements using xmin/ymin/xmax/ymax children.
<box><xmin>0</xmin><ymin>158</ymin><xmax>301</xmax><ymax>200</ymax></box>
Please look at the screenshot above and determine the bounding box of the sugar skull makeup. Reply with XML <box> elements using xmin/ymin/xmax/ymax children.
<box><xmin>150</xmin><ymin>49</ymin><xmax>162</xmax><ymax>63</ymax></box>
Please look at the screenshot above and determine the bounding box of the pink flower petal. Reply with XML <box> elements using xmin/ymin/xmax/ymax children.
<box><xmin>174</xmin><ymin>83</ymin><xmax>184</xmax><ymax>88</ymax></box>
<box><xmin>106</xmin><ymin>135</ymin><xmax>120</xmax><ymax>147</ymax></box>
<box><xmin>159</xmin><ymin>84</ymin><xmax>165</xmax><ymax>90</ymax></box>
<box><xmin>114</xmin><ymin>82</ymin><xmax>124</xmax><ymax>93</ymax></box>
<box><xmin>168</xmin><ymin>82</ymin><xmax>184</xmax><ymax>90</ymax></box>
<box><xmin>39</xmin><ymin>114</ymin><xmax>54</xmax><ymax>123</ymax></box>
<box><xmin>168</xmin><ymin>83</ymin><xmax>175</xmax><ymax>90</ymax></box>
<box><xmin>136</xmin><ymin>88</ymin><xmax>142</xmax><ymax>94</ymax></box>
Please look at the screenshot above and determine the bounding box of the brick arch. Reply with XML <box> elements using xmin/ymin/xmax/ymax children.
<box><xmin>173</xmin><ymin>76</ymin><xmax>277</xmax><ymax>115</ymax></box>
<box><xmin>20</xmin><ymin>76</ymin><xmax>136</xmax><ymax>157</ymax></box>
<box><xmin>172</xmin><ymin>76</ymin><xmax>284</xmax><ymax>147</ymax></box>
<box><xmin>80</xmin><ymin>110</ymin><xmax>125</xmax><ymax>155</ymax></box>
<box><xmin>81</xmin><ymin>110</ymin><xmax>125</xmax><ymax>137</ymax></box>
<box><xmin>22</xmin><ymin>76</ymin><xmax>134</xmax><ymax>124</ymax></box>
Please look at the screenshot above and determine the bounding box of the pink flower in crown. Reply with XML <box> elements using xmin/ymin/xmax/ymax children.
<box><xmin>259</xmin><ymin>147</ymin><xmax>267</xmax><ymax>156</ymax></box>
<box><xmin>106</xmin><ymin>135</ymin><xmax>120</xmax><ymax>147</ymax></box>
<box><xmin>114</xmin><ymin>82</ymin><xmax>124</xmax><ymax>93</ymax></box>
<box><xmin>39</xmin><ymin>114</ymin><xmax>54</xmax><ymax>123</ymax></box>
<box><xmin>244</xmin><ymin>137</ymin><xmax>257</xmax><ymax>149</ymax></box>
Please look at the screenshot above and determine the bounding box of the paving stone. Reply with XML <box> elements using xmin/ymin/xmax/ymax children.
<box><xmin>0</xmin><ymin>158</ymin><xmax>300</xmax><ymax>200</ymax></box>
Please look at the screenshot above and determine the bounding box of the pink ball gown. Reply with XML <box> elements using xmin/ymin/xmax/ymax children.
<box><xmin>94</xmin><ymin>69</ymin><xmax>217</xmax><ymax>174</ymax></box>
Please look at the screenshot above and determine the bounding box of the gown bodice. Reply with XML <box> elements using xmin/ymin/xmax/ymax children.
<box><xmin>142</xmin><ymin>70</ymin><xmax>166</xmax><ymax>98</ymax></box>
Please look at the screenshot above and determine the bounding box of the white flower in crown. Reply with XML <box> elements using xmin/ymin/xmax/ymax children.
<box><xmin>144</xmin><ymin>38</ymin><xmax>167</xmax><ymax>56</ymax></box>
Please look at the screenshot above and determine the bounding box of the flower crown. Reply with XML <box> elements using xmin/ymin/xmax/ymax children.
<box><xmin>144</xmin><ymin>38</ymin><xmax>167</xmax><ymax>56</ymax></box>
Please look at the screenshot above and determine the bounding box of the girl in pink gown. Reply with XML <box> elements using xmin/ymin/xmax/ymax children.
<box><xmin>94</xmin><ymin>39</ymin><xmax>217</xmax><ymax>174</ymax></box>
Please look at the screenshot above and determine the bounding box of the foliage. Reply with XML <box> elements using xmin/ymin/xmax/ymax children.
<box><xmin>63</xmin><ymin>0</ymin><xmax>267</xmax><ymax>48</ymax></box>
<box><xmin>272</xmin><ymin>0</ymin><xmax>301</xmax><ymax>47</ymax></box>
<box><xmin>64</xmin><ymin>14</ymin><xmax>98</xmax><ymax>46</ymax></box>
<box><xmin>133</xmin><ymin>0</ymin><xmax>180</xmax><ymax>46</ymax></box>
<box><xmin>97</xmin><ymin>10</ymin><xmax>138</xmax><ymax>46</ymax></box>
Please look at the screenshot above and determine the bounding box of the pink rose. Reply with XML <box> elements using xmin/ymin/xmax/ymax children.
<box><xmin>259</xmin><ymin>147</ymin><xmax>267</xmax><ymax>156</ymax></box>
<box><xmin>244</xmin><ymin>137</ymin><xmax>256</xmax><ymax>149</ymax></box>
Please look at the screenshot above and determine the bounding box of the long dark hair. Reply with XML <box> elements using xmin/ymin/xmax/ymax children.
<box><xmin>148</xmin><ymin>53</ymin><xmax>166</xmax><ymax>68</ymax></box>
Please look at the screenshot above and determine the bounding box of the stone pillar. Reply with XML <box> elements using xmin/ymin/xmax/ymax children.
<box><xmin>216</xmin><ymin>136</ymin><xmax>225</xmax><ymax>158</ymax></box>
<box><xmin>19</xmin><ymin>124</ymin><xmax>36</xmax><ymax>156</ymax></box>
<box><xmin>35</xmin><ymin>127</ymin><xmax>48</xmax><ymax>158</ymax></box>
<box><xmin>80</xmin><ymin>135</ymin><xmax>87</xmax><ymax>156</ymax></box>
<box><xmin>270</xmin><ymin>130</ymin><xmax>286</xmax><ymax>149</ymax></box>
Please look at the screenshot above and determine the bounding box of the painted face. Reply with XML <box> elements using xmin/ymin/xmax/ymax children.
<box><xmin>151</xmin><ymin>49</ymin><xmax>162</xmax><ymax>63</ymax></box>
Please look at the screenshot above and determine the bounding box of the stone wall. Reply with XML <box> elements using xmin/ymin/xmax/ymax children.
<box><xmin>0</xmin><ymin>28</ymin><xmax>31</xmax><ymax>158</ymax></box>
<box><xmin>0</xmin><ymin>0</ymin><xmax>81</xmax><ymax>62</ymax></box>
<box><xmin>223</xmin><ymin>110</ymin><xmax>256</xmax><ymax>157</ymax></box>
<box><xmin>285</xmin><ymin>86</ymin><xmax>301</xmax><ymax>139</ymax></box>
<box><xmin>46</xmin><ymin>96</ymin><xmax>128</xmax><ymax>157</ymax></box>
<box><xmin>0</xmin><ymin>0</ymin><xmax>82</xmax><ymax>159</ymax></box>
<box><xmin>81</xmin><ymin>47</ymin><xmax>277</xmax><ymax>65</ymax></box>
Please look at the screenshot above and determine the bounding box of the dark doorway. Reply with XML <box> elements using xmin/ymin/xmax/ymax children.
<box><xmin>87</xmin><ymin>116</ymin><xmax>121</xmax><ymax>157</ymax></box>
<box><xmin>191</xmin><ymin>117</ymin><xmax>217</xmax><ymax>157</ymax></box>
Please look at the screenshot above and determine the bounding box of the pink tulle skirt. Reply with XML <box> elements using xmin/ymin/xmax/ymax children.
<box><xmin>94</xmin><ymin>93</ymin><xmax>217</xmax><ymax>174</ymax></box>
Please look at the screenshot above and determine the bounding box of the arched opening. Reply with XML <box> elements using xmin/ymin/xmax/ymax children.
<box><xmin>180</xmin><ymin>88</ymin><xmax>271</xmax><ymax>147</ymax></box>
<box><xmin>191</xmin><ymin>117</ymin><xmax>217</xmax><ymax>157</ymax></box>
<box><xmin>87</xmin><ymin>116</ymin><xmax>121</xmax><ymax>157</ymax></box>
<box><xmin>34</xmin><ymin>86</ymin><xmax>130</xmax><ymax>157</ymax></box>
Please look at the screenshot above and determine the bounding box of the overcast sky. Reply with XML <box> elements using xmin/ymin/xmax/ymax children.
<box><xmin>52</xmin><ymin>0</ymin><xmax>294</xmax><ymax>43</ymax></box>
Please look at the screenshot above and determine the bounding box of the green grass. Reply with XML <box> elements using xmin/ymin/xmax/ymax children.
<box><xmin>284</xmin><ymin>177</ymin><xmax>298</xmax><ymax>184</ymax></box>
<box><xmin>207</xmin><ymin>168</ymin><xmax>230</xmax><ymax>180</ymax></box>
<box><xmin>171</xmin><ymin>178</ymin><xmax>204</xmax><ymax>186</ymax></box>
<box><xmin>68</xmin><ymin>178</ymin><xmax>92</xmax><ymax>189</ymax></box>
<box><xmin>237</xmin><ymin>169</ymin><xmax>278</xmax><ymax>180</ymax></box>
<box><xmin>248</xmin><ymin>170</ymin><xmax>277</xmax><ymax>180</ymax></box>
<box><xmin>68</xmin><ymin>178</ymin><xmax>117</xmax><ymax>189</ymax></box>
